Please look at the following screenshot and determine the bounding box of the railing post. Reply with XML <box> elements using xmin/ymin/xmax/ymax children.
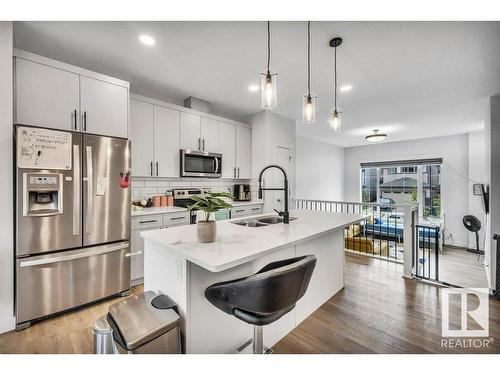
<box><xmin>403</xmin><ymin>204</ymin><xmax>414</xmax><ymax>279</ymax></box>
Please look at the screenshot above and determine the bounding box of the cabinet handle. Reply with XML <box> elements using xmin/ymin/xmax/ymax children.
<box><xmin>73</xmin><ymin>109</ymin><xmax>77</xmax><ymax>130</ymax></box>
<box><xmin>235</xmin><ymin>209</ymin><xmax>245</xmax><ymax>213</ymax></box>
<box><xmin>125</xmin><ymin>251</ymin><xmax>143</xmax><ymax>257</ymax></box>
<box><xmin>237</xmin><ymin>167</ymin><xmax>240</xmax><ymax>178</ymax></box>
<box><xmin>170</xmin><ymin>216</ymin><xmax>187</xmax><ymax>220</ymax></box>
<box><xmin>139</xmin><ymin>220</ymin><xmax>158</xmax><ymax>224</ymax></box>
<box><xmin>83</xmin><ymin>111</ymin><xmax>87</xmax><ymax>132</ymax></box>
<box><xmin>233</xmin><ymin>167</ymin><xmax>236</xmax><ymax>178</ymax></box>
<box><xmin>156</xmin><ymin>161</ymin><xmax>159</xmax><ymax>176</ymax></box>
<box><xmin>251</xmin><ymin>207</ymin><xmax>261</xmax><ymax>211</ymax></box>
<box><xmin>150</xmin><ymin>161</ymin><xmax>153</xmax><ymax>176</ymax></box>
<box><xmin>197</xmin><ymin>138</ymin><xmax>201</xmax><ymax>150</ymax></box>
<box><xmin>202</xmin><ymin>138</ymin><xmax>205</xmax><ymax>151</ymax></box>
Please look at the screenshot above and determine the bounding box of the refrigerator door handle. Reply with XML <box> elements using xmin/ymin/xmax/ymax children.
<box><xmin>85</xmin><ymin>145</ymin><xmax>93</xmax><ymax>234</ymax></box>
<box><xmin>19</xmin><ymin>242</ymin><xmax>130</xmax><ymax>268</ymax></box>
<box><xmin>73</xmin><ymin>145</ymin><xmax>80</xmax><ymax>236</ymax></box>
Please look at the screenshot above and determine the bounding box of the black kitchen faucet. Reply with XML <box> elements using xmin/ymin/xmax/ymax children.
<box><xmin>258</xmin><ymin>164</ymin><xmax>289</xmax><ymax>224</ymax></box>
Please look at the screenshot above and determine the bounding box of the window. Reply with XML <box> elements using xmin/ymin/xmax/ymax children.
<box><xmin>361</xmin><ymin>168</ymin><xmax>378</xmax><ymax>203</ymax></box>
<box><xmin>360</xmin><ymin>163</ymin><xmax>442</xmax><ymax>220</ymax></box>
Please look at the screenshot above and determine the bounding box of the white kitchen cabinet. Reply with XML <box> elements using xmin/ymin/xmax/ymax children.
<box><xmin>236</xmin><ymin>126</ymin><xmax>252</xmax><ymax>179</ymax></box>
<box><xmin>154</xmin><ymin>106</ymin><xmax>180</xmax><ymax>177</ymax></box>
<box><xmin>80</xmin><ymin>76</ymin><xmax>129</xmax><ymax>138</ymax></box>
<box><xmin>231</xmin><ymin>204</ymin><xmax>263</xmax><ymax>218</ymax></box>
<box><xmin>200</xmin><ymin>117</ymin><xmax>219</xmax><ymax>152</ymax></box>
<box><xmin>130</xmin><ymin>99</ymin><xmax>154</xmax><ymax>176</ymax></box>
<box><xmin>15</xmin><ymin>51</ymin><xmax>129</xmax><ymax>138</ymax></box>
<box><xmin>218</xmin><ymin>121</ymin><xmax>236</xmax><ymax>178</ymax></box>
<box><xmin>179</xmin><ymin>112</ymin><xmax>201</xmax><ymax>150</ymax></box>
<box><xmin>131</xmin><ymin>225</ymin><xmax>161</xmax><ymax>284</ymax></box>
<box><xmin>15</xmin><ymin>58</ymin><xmax>80</xmax><ymax>131</ymax></box>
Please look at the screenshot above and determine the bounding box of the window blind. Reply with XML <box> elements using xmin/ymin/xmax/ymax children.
<box><xmin>360</xmin><ymin>158</ymin><xmax>443</xmax><ymax>168</ymax></box>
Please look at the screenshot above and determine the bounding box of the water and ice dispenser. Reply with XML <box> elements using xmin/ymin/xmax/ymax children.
<box><xmin>23</xmin><ymin>172</ymin><xmax>63</xmax><ymax>216</ymax></box>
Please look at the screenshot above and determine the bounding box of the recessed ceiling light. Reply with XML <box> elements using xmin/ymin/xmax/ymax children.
<box><xmin>248</xmin><ymin>84</ymin><xmax>259</xmax><ymax>92</ymax></box>
<box><xmin>340</xmin><ymin>85</ymin><xmax>353</xmax><ymax>92</ymax></box>
<box><xmin>139</xmin><ymin>34</ymin><xmax>156</xmax><ymax>46</ymax></box>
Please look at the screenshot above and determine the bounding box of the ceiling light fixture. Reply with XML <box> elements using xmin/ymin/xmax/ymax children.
<box><xmin>328</xmin><ymin>37</ymin><xmax>343</xmax><ymax>132</ymax></box>
<box><xmin>139</xmin><ymin>34</ymin><xmax>156</xmax><ymax>46</ymax></box>
<box><xmin>365</xmin><ymin>129</ymin><xmax>387</xmax><ymax>142</ymax></box>
<box><xmin>303</xmin><ymin>21</ymin><xmax>316</xmax><ymax>124</ymax></box>
<box><xmin>261</xmin><ymin>21</ymin><xmax>277</xmax><ymax>109</ymax></box>
<box><xmin>340</xmin><ymin>85</ymin><xmax>352</xmax><ymax>92</ymax></box>
<box><xmin>248</xmin><ymin>84</ymin><xmax>259</xmax><ymax>92</ymax></box>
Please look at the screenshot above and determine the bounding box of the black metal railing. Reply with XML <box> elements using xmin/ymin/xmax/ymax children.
<box><xmin>413</xmin><ymin>224</ymin><xmax>440</xmax><ymax>281</ymax></box>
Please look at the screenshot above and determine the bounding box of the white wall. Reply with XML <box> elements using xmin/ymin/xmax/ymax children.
<box><xmin>467</xmin><ymin>131</ymin><xmax>487</xmax><ymax>251</ymax></box>
<box><xmin>247</xmin><ymin>111</ymin><xmax>296</xmax><ymax>213</ymax></box>
<box><xmin>0</xmin><ymin>22</ymin><xmax>14</xmax><ymax>333</ymax></box>
<box><xmin>344</xmin><ymin>134</ymin><xmax>470</xmax><ymax>248</ymax></box>
<box><xmin>296</xmin><ymin>136</ymin><xmax>344</xmax><ymax>201</ymax></box>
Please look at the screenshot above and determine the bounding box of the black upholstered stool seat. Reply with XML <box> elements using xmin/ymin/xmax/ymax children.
<box><xmin>205</xmin><ymin>255</ymin><xmax>317</xmax><ymax>353</ymax></box>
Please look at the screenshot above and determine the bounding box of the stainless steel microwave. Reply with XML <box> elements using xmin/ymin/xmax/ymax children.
<box><xmin>180</xmin><ymin>149</ymin><xmax>222</xmax><ymax>178</ymax></box>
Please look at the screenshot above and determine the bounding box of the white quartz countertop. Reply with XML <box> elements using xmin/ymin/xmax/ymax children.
<box><xmin>141</xmin><ymin>210</ymin><xmax>366</xmax><ymax>272</ymax></box>
<box><xmin>131</xmin><ymin>200</ymin><xmax>264</xmax><ymax>217</ymax></box>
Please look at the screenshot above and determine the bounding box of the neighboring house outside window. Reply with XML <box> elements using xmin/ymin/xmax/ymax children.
<box><xmin>361</xmin><ymin>164</ymin><xmax>441</xmax><ymax>220</ymax></box>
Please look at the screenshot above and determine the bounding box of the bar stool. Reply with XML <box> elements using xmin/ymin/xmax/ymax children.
<box><xmin>204</xmin><ymin>255</ymin><xmax>317</xmax><ymax>354</ymax></box>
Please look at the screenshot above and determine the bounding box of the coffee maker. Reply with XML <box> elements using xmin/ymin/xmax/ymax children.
<box><xmin>233</xmin><ymin>184</ymin><xmax>251</xmax><ymax>201</ymax></box>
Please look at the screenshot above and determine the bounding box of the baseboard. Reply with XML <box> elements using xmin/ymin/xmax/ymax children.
<box><xmin>0</xmin><ymin>316</ymin><xmax>15</xmax><ymax>334</ymax></box>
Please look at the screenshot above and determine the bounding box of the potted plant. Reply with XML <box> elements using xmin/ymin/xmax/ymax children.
<box><xmin>188</xmin><ymin>192</ymin><xmax>233</xmax><ymax>243</ymax></box>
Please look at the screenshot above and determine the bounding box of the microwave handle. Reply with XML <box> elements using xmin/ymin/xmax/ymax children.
<box><xmin>214</xmin><ymin>157</ymin><xmax>219</xmax><ymax>173</ymax></box>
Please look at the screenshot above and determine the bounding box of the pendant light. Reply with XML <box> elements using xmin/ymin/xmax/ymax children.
<box><xmin>365</xmin><ymin>129</ymin><xmax>387</xmax><ymax>142</ymax></box>
<box><xmin>261</xmin><ymin>21</ymin><xmax>277</xmax><ymax>109</ymax></box>
<box><xmin>328</xmin><ymin>37</ymin><xmax>342</xmax><ymax>132</ymax></box>
<box><xmin>303</xmin><ymin>21</ymin><xmax>316</xmax><ymax>123</ymax></box>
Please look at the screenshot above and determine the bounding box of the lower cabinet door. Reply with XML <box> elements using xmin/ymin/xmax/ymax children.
<box><xmin>130</xmin><ymin>227</ymin><xmax>161</xmax><ymax>283</ymax></box>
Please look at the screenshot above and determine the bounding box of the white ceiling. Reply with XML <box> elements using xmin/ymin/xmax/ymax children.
<box><xmin>13</xmin><ymin>21</ymin><xmax>500</xmax><ymax>147</ymax></box>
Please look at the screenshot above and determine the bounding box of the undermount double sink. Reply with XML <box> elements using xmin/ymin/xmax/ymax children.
<box><xmin>231</xmin><ymin>215</ymin><xmax>297</xmax><ymax>227</ymax></box>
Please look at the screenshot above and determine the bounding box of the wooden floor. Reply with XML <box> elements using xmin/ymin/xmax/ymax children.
<box><xmin>438</xmin><ymin>246</ymin><xmax>488</xmax><ymax>288</ymax></box>
<box><xmin>273</xmin><ymin>253</ymin><xmax>500</xmax><ymax>353</ymax></box>
<box><xmin>0</xmin><ymin>285</ymin><xmax>144</xmax><ymax>354</ymax></box>
<box><xmin>1</xmin><ymin>254</ymin><xmax>499</xmax><ymax>354</ymax></box>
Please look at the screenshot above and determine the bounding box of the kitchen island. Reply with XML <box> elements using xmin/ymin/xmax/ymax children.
<box><xmin>141</xmin><ymin>209</ymin><xmax>365</xmax><ymax>353</ymax></box>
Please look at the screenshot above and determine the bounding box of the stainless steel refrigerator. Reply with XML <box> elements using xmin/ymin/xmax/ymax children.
<box><xmin>14</xmin><ymin>124</ymin><xmax>131</xmax><ymax>330</ymax></box>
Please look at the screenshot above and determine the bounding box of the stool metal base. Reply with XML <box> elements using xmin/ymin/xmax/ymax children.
<box><xmin>236</xmin><ymin>326</ymin><xmax>273</xmax><ymax>354</ymax></box>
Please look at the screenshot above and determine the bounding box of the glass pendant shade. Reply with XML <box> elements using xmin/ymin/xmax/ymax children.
<box><xmin>261</xmin><ymin>71</ymin><xmax>277</xmax><ymax>109</ymax></box>
<box><xmin>329</xmin><ymin>109</ymin><xmax>341</xmax><ymax>132</ymax></box>
<box><xmin>303</xmin><ymin>95</ymin><xmax>316</xmax><ymax>123</ymax></box>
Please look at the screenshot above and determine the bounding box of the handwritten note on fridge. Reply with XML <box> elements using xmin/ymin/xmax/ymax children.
<box><xmin>17</xmin><ymin>127</ymin><xmax>72</xmax><ymax>170</ymax></box>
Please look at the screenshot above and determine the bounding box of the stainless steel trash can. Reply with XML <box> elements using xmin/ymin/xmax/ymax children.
<box><xmin>107</xmin><ymin>291</ymin><xmax>181</xmax><ymax>354</ymax></box>
<box><xmin>93</xmin><ymin>315</ymin><xmax>117</xmax><ymax>354</ymax></box>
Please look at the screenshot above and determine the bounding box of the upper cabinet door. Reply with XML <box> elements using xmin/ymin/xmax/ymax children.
<box><xmin>218</xmin><ymin>122</ymin><xmax>236</xmax><ymax>178</ymax></box>
<box><xmin>179</xmin><ymin>112</ymin><xmax>201</xmax><ymax>150</ymax></box>
<box><xmin>130</xmin><ymin>99</ymin><xmax>154</xmax><ymax>177</ymax></box>
<box><xmin>154</xmin><ymin>106</ymin><xmax>180</xmax><ymax>177</ymax></box>
<box><xmin>200</xmin><ymin>117</ymin><xmax>219</xmax><ymax>152</ymax></box>
<box><xmin>236</xmin><ymin>126</ymin><xmax>251</xmax><ymax>179</ymax></box>
<box><xmin>80</xmin><ymin>76</ymin><xmax>128</xmax><ymax>138</ymax></box>
<box><xmin>15</xmin><ymin>58</ymin><xmax>79</xmax><ymax>131</ymax></box>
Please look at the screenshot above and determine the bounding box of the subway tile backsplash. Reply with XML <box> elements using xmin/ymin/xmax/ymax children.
<box><xmin>131</xmin><ymin>177</ymin><xmax>255</xmax><ymax>201</ymax></box>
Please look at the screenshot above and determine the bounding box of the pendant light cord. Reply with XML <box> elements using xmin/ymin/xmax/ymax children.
<box><xmin>334</xmin><ymin>45</ymin><xmax>338</xmax><ymax>110</ymax></box>
<box><xmin>307</xmin><ymin>21</ymin><xmax>311</xmax><ymax>97</ymax></box>
<box><xmin>267</xmin><ymin>21</ymin><xmax>271</xmax><ymax>73</ymax></box>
